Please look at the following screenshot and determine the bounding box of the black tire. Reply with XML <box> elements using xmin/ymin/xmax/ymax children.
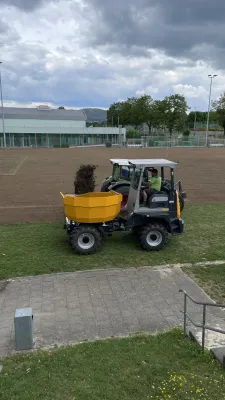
<box><xmin>112</xmin><ymin>185</ymin><xmax>130</xmax><ymax>196</ymax></box>
<box><xmin>70</xmin><ymin>225</ymin><xmax>103</xmax><ymax>255</ymax></box>
<box><xmin>132</xmin><ymin>226</ymin><xmax>142</xmax><ymax>236</ymax></box>
<box><xmin>101</xmin><ymin>181</ymin><xmax>111</xmax><ymax>192</ymax></box>
<box><xmin>179</xmin><ymin>194</ymin><xmax>185</xmax><ymax>212</ymax></box>
<box><xmin>113</xmin><ymin>185</ymin><xmax>130</xmax><ymax>208</ymax></box>
<box><xmin>139</xmin><ymin>223</ymin><xmax>168</xmax><ymax>251</ymax></box>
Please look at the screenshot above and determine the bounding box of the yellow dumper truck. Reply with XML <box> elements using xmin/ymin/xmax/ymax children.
<box><xmin>61</xmin><ymin>159</ymin><xmax>184</xmax><ymax>255</ymax></box>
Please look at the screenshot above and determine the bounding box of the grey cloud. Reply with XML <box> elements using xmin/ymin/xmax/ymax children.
<box><xmin>0</xmin><ymin>18</ymin><xmax>20</xmax><ymax>46</ymax></box>
<box><xmin>0</xmin><ymin>18</ymin><xmax>8</xmax><ymax>33</ymax></box>
<box><xmin>84</xmin><ymin>0</ymin><xmax>225</xmax><ymax>67</ymax></box>
<box><xmin>0</xmin><ymin>0</ymin><xmax>63</xmax><ymax>11</ymax></box>
<box><xmin>0</xmin><ymin>0</ymin><xmax>44</xmax><ymax>10</ymax></box>
<box><xmin>1</xmin><ymin>39</ymin><xmax>120</xmax><ymax>105</ymax></box>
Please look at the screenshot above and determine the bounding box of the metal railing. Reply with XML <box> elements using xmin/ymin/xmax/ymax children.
<box><xmin>179</xmin><ymin>289</ymin><xmax>225</xmax><ymax>351</ymax></box>
<box><xmin>140</xmin><ymin>135</ymin><xmax>225</xmax><ymax>148</ymax></box>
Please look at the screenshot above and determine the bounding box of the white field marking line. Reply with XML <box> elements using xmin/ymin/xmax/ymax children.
<box><xmin>0</xmin><ymin>156</ymin><xmax>28</xmax><ymax>176</ymax></box>
<box><xmin>0</xmin><ymin>204</ymin><xmax>61</xmax><ymax>209</ymax></box>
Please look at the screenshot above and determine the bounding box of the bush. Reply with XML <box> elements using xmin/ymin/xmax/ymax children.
<box><xmin>197</xmin><ymin>127</ymin><xmax>222</xmax><ymax>132</ymax></box>
<box><xmin>53</xmin><ymin>144</ymin><xmax>69</xmax><ymax>148</ymax></box>
<box><xmin>105</xmin><ymin>142</ymin><xmax>112</xmax><ymax>148</ymax></box>
<box><xmin>126</xmin><ymin>129</ymin><xmax>141</xmax><ymax>138</ymax></box>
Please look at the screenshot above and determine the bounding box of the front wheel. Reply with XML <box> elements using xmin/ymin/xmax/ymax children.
<box><xmin>70</xmin><ymin>225</ymin><xmax>103</xmax><ymax>255</ymax></box>
<box><xmin>139</xmin><ymin>223</ymin><xmax>168</xmax><ymax>251</ymax></box>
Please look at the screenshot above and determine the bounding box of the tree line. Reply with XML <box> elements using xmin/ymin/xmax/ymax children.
<box><xmin>107</xmin><ymin>92</ymin><xmax>225</xmax><ymax>136</ymax></box>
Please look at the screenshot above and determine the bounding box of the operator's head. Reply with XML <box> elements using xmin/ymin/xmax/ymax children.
<box><xmin>149</xmin><ymin>168</ymin><xmax>158</xmax><ymax>177</ymax></box>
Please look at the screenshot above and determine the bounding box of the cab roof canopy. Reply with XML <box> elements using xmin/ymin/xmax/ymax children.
<box><xmin>110</xmin><ymin>159</ymin><xmax>130</xmax><ymax>166</ymax></box>
<box><xmin>128</xmin><ymin>159</ymin><xmax>177</xmax><ymax>168</ymax></box>
<box><xmin>110</xmin><ymin>158</ymin><xmax>177</xmax><ymax>168</ymax></box>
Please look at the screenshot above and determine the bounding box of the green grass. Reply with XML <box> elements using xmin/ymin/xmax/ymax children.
<box><xmin>1</xmin><ymin>204</ymin><xmax>225</xmax><ymax>279</ymax></box>
<box><xmin>183</xmin><ymin>264</ymin><xmax>225</xmax><ymax>304</ymax></box>
<box><xmin>1</xmin><ymin>329</ymin><xmax>225</xmax><ymax>400</ymax></box>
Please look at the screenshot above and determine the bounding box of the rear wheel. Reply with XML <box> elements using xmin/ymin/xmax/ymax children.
<box><xmin>139</xmin><ymin>223</ymin><xmax>168</xmax><ymax>251</ymax></box>
<box><xmin>70</xmin><ymin>226</ymin><xmax>103</xmax><ymax>255</ymax></box>
<box><xmin>113</xmin><ymin>185</ymin><xmax>130</xmax><ymax>208</ymax></box>
<box><xmin>101</xmin><ymin>181</ymin><xmax>111</xmax><ymax>192</ymax></box>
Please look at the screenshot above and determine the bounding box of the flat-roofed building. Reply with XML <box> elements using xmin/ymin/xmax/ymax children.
<box><xmin>0</xmin><ymin>105</ymin><xmax>126</xmax><ymax>147</ymax></box>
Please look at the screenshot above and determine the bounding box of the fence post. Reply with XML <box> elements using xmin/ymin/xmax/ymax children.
<box><xmin>202</xmin><ymin>304</ymin><xmax>206</xmax><ymax>351</ymax></box>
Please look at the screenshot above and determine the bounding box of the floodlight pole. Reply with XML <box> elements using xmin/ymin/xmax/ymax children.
<box><xmin>205</xmin><ymin>74</ymin><xmax>217</xmax><ymax>147</ymax></box>
<box><xmin>0</xmin><ymin>62</ymin><xmax>6</xmax><ymax>148</ymax></box>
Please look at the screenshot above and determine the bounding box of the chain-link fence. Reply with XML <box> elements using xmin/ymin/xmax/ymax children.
<box><xmin>126</xmin><ymin>136</ymin><xmax>225</xmax><ymax>148</ymax></box>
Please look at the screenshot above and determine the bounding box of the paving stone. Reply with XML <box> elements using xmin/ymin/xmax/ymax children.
<box><xmin>165</xmin><ymin>314</ymin><xmax>181</xmax><ymax>327</ymax></box>
<box><xmin>68</xmin><ymin>309</ymin><xmax>82</xmax><ymax>317</ymax></box>
<box><xmin>70</xmin><ymin>323</ymin><xmax>85</xmax><ymax>334</ymax></box>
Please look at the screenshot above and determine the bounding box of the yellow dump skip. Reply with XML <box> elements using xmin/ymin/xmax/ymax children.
<box><xmin>60</xmin><ymin>191</ymin><xmax>123</xmax><ymax>223</ymax></box>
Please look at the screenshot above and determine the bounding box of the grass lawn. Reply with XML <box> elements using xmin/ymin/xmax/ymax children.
<box><xmin>1</xmin><ymin>204</ymin><xmax>225</xmax><ymax>279</ymax></box>
<box><xmin>183</xmin><ymin>264</ymin><xmax>225</xmax><ymax>304</ymax></box>
<box><xmin>0</xmin><ymin>329</ymin><xmax>225</xmax><ymax>400</ymax></box>
<box><xmin>1</xmin><ymin>329</ymin><xmax>225</xmax><ymax>400</ymax></box>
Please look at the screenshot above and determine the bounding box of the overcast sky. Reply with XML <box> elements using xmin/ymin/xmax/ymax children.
<box><xmin>0</xmin><ymin>0</ymin><xmax>224</xmax><ymax>110</ymax></box>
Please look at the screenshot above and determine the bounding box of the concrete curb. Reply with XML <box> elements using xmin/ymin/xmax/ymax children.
<box><xmin>3</xmin><ymin>259</ymin><xmax>225</xmax><ymax>283</ymax></box>
<box><xmin>189</xmin><ymin>328</ymin><xmax>225</xmax><ymax>368</ymax></box>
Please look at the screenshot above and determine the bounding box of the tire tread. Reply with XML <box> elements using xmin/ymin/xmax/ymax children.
<box><xmin>70</xmin><ymin>225</ymin><xmax>102</xmax><ymax>255</ymax></box>
<box><xmin>139</xmin><ymin>223</ymin><xmax>168</xmax><ymax>251</ymax></box>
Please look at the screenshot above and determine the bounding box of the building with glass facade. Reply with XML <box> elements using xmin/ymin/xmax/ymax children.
<box><xmin>0</xmin><ymin>106</ymin><xmax>126</xmax><ymax>147</ymax></box>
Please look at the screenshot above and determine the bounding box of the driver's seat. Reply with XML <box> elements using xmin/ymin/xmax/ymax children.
<box><xmin>147</xmin><ymin>191</ymin><xmax>169</xmax><ymax>208</ymax></box>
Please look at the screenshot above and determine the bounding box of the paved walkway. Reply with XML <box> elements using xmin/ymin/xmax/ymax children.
<box><xmin>0</xmin><ymin>267</ymin><xmax>225</xmax><ymax>357</ymax></box>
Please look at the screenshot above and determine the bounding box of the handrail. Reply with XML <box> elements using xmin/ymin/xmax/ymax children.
<box><xmin>179</xmin><ymin>289</ymin><xmax>225</xmax><ymax>351</ymax></box>
<box><xmin>179</xmin><ymin>289</ymin><xmax>225</xmax><ymax>307</ymax></box>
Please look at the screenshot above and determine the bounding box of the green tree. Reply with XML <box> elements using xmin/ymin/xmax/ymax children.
<box><xmin>131</xmin><ymin>95</ymin><xmax>154</xmax><ymax>131</ymax></box>
<box><xmin>107</xmin><ymin>98</ymin><xmax>139</xmax><ymax>127</ymax></box>
<box><xmin>122</xmin><ymin>97</ymin><xmax>137</xmax><ymax>126</ymax></box>
<box><xmin>187</xmin><ymin>111</ymin><xmax>204</xmax><ymax>129</ymax></box>
<box><xmin>161</xmin><ymin>94</ymin><xmax>189</xmax><ymax>136</ymax></box>
<box><xmin>150</xmin><ymin>100</ymin><xmax>166</xmax><ymax>131</ymax></box>
<box><xmin>212</xmin><ymin>93</ymin><xmax>225</xmax><ymax>134</ymax></box>
<box><xmin>58</xmin><ymin>106</ymin><xmax>65</xmax><ymax>109</ymax></box>
<box><xmin>126</xmin><ymin>129</ymin><xmax>141</xmax><ymax>138</ymax></box>
<box><xmin>187</xmin><ymin>111</ymin><xmax>218</xmax><ymax>129</ymax></box>
<box><xmin>107</xmin><ymin>96</ymin><xmax>162</xmax><ymax>132</ymax></box>
<box><xmin>107</xmin><ymin>94</ymin><xmax>189</xmax><ymax>135</ymax></box>
<box><xmin>107</xmin><ymin>102</ymin><xmax>124</xmax><ymax>126</ymax></box>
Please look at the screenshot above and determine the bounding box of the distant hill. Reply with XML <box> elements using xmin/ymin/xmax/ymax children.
<box><xmin>81</xmin><ymin>108</ymin><xmax>107</xmax><ymax>122</ymax></box>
